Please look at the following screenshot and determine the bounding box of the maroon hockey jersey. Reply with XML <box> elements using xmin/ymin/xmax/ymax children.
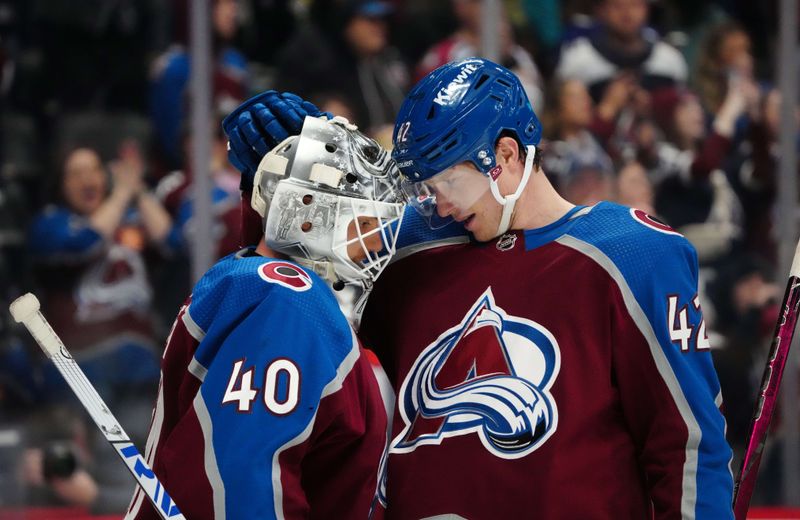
<box><xmin>125</xmin><ymin>252</ymin><xmax>387</xmax><ymax>519</ymax></box>
<box><xmin>360</xmin><ymin>203</ymin><xmax>734</xmax><ymax>519</ymax></box>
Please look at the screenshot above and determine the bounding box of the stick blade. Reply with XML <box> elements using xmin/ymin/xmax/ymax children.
<box><xmin>9</xmin><ymin>293</ymin><xmax>41</xmax><ymax>325</ymax></box>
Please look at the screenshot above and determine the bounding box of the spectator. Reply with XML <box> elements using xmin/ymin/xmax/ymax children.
<box><xmin>310</xmin><ymin>91</ymin><xmax>359</xmax><ymax>129</ymax></box>
<box><xmin>29</xmin><ymin>144</ymin><xmax>170</xmax><ymax>395</ymax></box>
<box><xmin>307</xmin><ymin>91</ymin><xmax>399</xmax><ymax>148</ymax></box>
<box><xmin>26</xmin><ymin>143</ymin><xmax>171</xmax><ymax>513</ymax></box>
<box><xmin>558</xmin><ymin>165</ymin><xmax>615</xmax><ymax>206</ymax></box>
<box><xmin>151</xmin><ymin>118</ymin><xmax>242</xmax><ymax>324</ymax></box>
<box><xmin>615</xmin><ymin>160</ymin><xmax>655</xmax><ymax>214</ymax></box>
<box><xmin>415</xmin><ymin>0</ymin><xmax>544</xmax><ymax>111</ymax></box>
<box><xmin>638</xmin><ymin>81</ymin><xmax>756</xmax><ymax>263</ymax></box>
<box><xmin>18</xmin><ymin>408</ymin><xmax>100</xmax><ymax>509</ymax></box>
<box><xmin>708</xmin><ymin>254</ymin><xmax>781</xmax><ymax>504</ymax></box>
<box><xmin>156</xmin><ymin>121</ymin><xmax>242</xmax><ymax>261</ymax></box>
<box><xmin>555</xmin><ymin>0</ymin><xmax>688</xmax><ymax>102</ymax></box>
<box><xmin>275</xmin><ymin>0</ymin><xmax>409</xmax><ymax>135</ymax></box>
<box><xmin>18</xmin><ymin>398</ymin><xmax>153</xmax><ymax>514</ymax></box>
<box><xmin>33</xmin><ymin>0</ymin><xmax>164</xmax><ymax>112</ymax></box>
<box><xmin>555</xmin><ymin>0</ymin><xmax>688</xmax><ymax>163</ymax></box>
<box><xmin>540</xmin><ymin>78</ymin><xmax>614</xmax><ymax>193</ymax></box>
<box><xmin>150</xmin><ymin>0</ymin><xmax>248</xmax><ymax>168</ymax></box>
<box><xmin>235</xmin><ymin>0</ymin><xmax>297</xmax><ymax>66</ymax></box>
<box><xmin>587</xmin><ymin>71</ymin><xmax>649</xmax><ymax>162</ymax></box>
<box><xmin>695</xmin><ymin>22</ymin><xmax>754</xmax><ymax>115</ymax></box>
<box><xmin>725</xmin><ymin>87</ymin><xmax>792</xmax><ymax>265</ymax></box>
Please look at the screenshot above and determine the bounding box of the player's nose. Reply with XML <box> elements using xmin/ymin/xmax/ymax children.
<box><xmin>363</xmin><ymin>232</ymin><xmax>383</xmax><ymax>254</ymax></box>
<box><xmin>435</xmin><ymin>196</ymin><xmax>456</xmax><ymax>218</ymax></box>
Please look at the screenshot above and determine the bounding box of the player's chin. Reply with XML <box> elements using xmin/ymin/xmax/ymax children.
<box><xmin>470</xmin><ymin>226</ymin><xmax>500</xmax><ymax>243</ymax></box>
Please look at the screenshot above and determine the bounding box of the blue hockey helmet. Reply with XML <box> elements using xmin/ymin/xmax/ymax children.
<box><xmin>391</xmin><ymin>57</ymin><xmax>542</xmax><ymax>183</ymax></box>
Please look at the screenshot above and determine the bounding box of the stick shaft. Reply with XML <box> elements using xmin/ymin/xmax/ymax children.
<box><xmin>10</xmin><ymin>295</ymin><xmax>184</xmax><ymax>520</ymax></box>
<box><xmin>733</xmin><ymin>275</ymin><xmax>800</xmax><ymax>518</ymax></box>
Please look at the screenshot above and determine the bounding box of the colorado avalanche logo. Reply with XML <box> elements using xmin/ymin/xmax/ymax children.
<box><xmin>630</xmin><ymin>208</ymin><xmax>681</xmax><ymax>236</ymax></box>
<box><xmin>257</xmin><ymin>261</ymin><xmax>313</xmax><ymax>292</ymax></box>
<box><xmin>393</xmin><ymin>288</ymin><xmax>560</xmax><ymax>459</ymax></box>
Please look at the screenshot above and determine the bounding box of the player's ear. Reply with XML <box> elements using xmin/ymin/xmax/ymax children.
<box><xmin>495</xmin><ymin>136</ymin><xmax>521</xmax><ymax>167</ymax></box>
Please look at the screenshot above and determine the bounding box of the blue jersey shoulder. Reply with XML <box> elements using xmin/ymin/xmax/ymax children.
<box><xmin>188</xmin><ymin>252</ymin><xmax>353</xmax><ymax>369</ymax></box>
<box><xmin>565</xmin><ymin>202</ymin><xmax>699</xmax><ymax>291</ymax></box>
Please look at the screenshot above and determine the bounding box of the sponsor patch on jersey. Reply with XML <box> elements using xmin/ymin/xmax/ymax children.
<box><xmin>393</xmin><ymin>288</ymin><xmax>560</xmax><ymax>460</ymax></box>
<box><xmin>630</xmin><ymin>208</ymin><xmax>682</xmax><ymax>236</ymax></box>
<box><xmin>257</xmin><ymin>261</ymin><xmax>313</xmax><ymax>292</ymax></box>
<box><xmin>496</xmin><ymin>233</ymin><xmax>517</xmax><ymax>251</ymax></box>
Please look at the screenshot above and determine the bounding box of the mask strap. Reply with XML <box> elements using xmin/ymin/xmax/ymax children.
<box><xmin>488</xmin><ymin>145</ymin><xmax>536</xmax><ymax>236</ymax></box>
<box><xmin>293</xmin><ymin>257</ymin><xmax>337</xmax><ymax>281</ymax></box>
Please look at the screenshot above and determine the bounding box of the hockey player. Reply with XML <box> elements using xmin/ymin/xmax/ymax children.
<box><xmin>224</xmin><ymin>61</ymin><xmax>735</xmax><ymax>518</ymax></box>
<box><xmin>365</xmin><ymin>58</ymin><xmax>734</xmax><ymax>518</ymax></box>
<box><xmin>125</xmin><ymin>115</ymin><xmax>404</xmax><ymax>520</ymax></box>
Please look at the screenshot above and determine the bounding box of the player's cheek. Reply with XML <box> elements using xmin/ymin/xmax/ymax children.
<box><xmin>363</xmin><ymin>232</ymin><xmax>383</xmax><ymax>253</ymax></box>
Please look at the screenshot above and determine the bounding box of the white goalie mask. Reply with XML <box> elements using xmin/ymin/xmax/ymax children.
<box><xmin>251</xmin><ymin>116</ymin><xmax>405</xmax><ymax>293</ymax></box>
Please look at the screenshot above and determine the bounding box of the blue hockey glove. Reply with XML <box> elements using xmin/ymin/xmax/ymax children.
<box><xmin>222</xmin><ymin>91</ymin><xmax>331</xmax><ymax>190</ymax></box>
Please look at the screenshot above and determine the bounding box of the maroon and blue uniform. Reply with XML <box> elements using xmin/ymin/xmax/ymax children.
<box><xmin>361</xmin><ymin>202</ymin><xmax>734</xmax><ymax>519</ymax></box>
<box><xmin>125</xmin><ymin>250</ymin><xmax>387</xmax><ymax>520</ymax></box>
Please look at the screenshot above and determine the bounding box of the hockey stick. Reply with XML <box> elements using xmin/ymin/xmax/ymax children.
<box><xmin>9</xmin><ymin>293</ymin><xmax>184</xmax><ymax>520</ymax></box>
<box><xmin>733</xmin><ymin>238</ymin><xmax>800</xmax><ymax>519</ymax></box>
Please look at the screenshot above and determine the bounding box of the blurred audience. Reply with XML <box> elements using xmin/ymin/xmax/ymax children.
<box><xmin>34</xmin><ymin>0</ymin><xmax>165</xmax><ymax>113</ymax></box>
<box><xmin>694</xmin><ymin>21</ymin><xmax>755</xmax><ymax>115</ymax></box>
<box><xmin>615</xmin><ymin>160</ymin><xmax>655</xmax><ymax>214</ymax></box>
<box><xmin>150</xmin><ymin>0</ymin><xmax>248</xmax><ymax>169</ymax></box>
<box><xmin>151</xmin><ymin>119</ymin><xmax>243</xmax><ymax>324</ymax></box>
<box><xmin>157</xmin><ymin>122</ymin><xmax>242</xmax><ymax>261</ymax></box>
<box><xmin>415</xmin><ymin>0</ymin><xmax>544</xmax><ymax>111</ymax></box>
<box><xmin>17</xmin><ymin>399</ymin><xmax>151</xmax><ymax>514</ymax></box>
<box><xmin>311</xmin><ymin>91</ymin><xmax>360</xmax><ymax>128</ymax></box>
<box><xmin>639</xmin><ymin>79</ymin><xmax>756</xmax><ymax>263</ymax></box>
<box><xmin>556</xmin><ymin>0</ymin><xmax>688</xmax><ymax>101</ymax></box>
<box><xmin>556</xmin><ymin>0</ymin><xmax>691</xmax><ymax>164</ymax></box>
<box><xmin>275</xmin><ymin>0</ymin><xmax>409</xmax><ymax>135</ymax></box>
<box><xmin>559</xmin><ymin>165</ymin><xmax>616</xmax><ymax>206</ymax></box>
<box><xmin>28</xmin><ymin>144</ymin><xmax>169</xmax><ymax>393</ymax></box>
<box><xmin>541</xmin><ymin>78</ymin><xmax>614</xmax><ymax>195</ymax></box>
<box><xmin>235</xmin><ymin>0</ymin><xmax>297</xmax><ymax>67</ymax></box>
<box><xmin>709</xmin><ymin>254</ymin><xmax>782</xmax><ymax>504</ymax></box>
<box><xmin>22</xmin><ymin>143</ymin><xmax>170</xmax><ymax>513</ymax></box>
<box><xmin>725</xmin><ymin>87</ymin><xmax>791</xmax><ymax>265</ymax></box>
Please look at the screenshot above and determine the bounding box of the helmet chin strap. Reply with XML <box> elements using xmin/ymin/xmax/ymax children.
<box><xmin>488</xmin><ymin>145</ymin><xmax>536</xmax><ymax>236</ymax></box>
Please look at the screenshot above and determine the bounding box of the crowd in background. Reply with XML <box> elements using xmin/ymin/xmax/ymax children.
<box><xmin>0</xmin><ymin>0</ymin><xmax>793</xmax><ymax>513</ymax></box>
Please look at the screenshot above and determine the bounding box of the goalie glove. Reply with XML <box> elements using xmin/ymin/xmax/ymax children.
<box><xmin>222</xmin><ymin>91</ymin><xmax>331</xmax><ymax>247</ymax></box>
<box><xmin>222</xmin><ymin>90</ymin><xmax>330</xmax><ymax>191</ymax></box>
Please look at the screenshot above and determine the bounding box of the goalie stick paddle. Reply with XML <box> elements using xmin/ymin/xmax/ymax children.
<box><xmin>733</xmin><ymin>238</ymin><xmax>800</xmax><ymax>519</ymax></box>
<box><xmin>9</xmin><ymin>293</ymin><xmax>184</xmax><ymax>520</ymax></box>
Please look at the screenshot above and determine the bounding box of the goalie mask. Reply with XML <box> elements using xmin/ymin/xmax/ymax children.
<box><xmin>251</xmin><ymin>115</ymin><xmax>405</xmax><ymax>291</ymax></box>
